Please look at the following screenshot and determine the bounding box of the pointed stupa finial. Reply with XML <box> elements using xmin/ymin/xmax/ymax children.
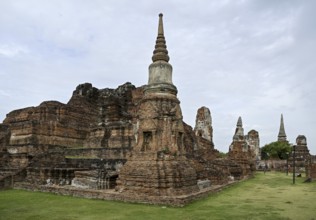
<box><xmin>233</xmin><ymin>116</ymin><xmax>244</xmax><ymax>140</ymax></box>
<box><xmin>237</xmin><ymin>116</ymin><xmax>243</xmax><ymax>127</ymax></box>
<box><xmin>152</xmin><ymin>13</ymin><xmax>170</xmax><ymax>62</ymax></box>
<box><xmin>278</xmin><ymin>114</ymin><xmax>287</xmax><ymax>142</ymax></box>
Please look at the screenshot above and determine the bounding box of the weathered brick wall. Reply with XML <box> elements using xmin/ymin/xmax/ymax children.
<box><xmin>0</xmin><ymin>169</ymin><xmax>26</xmax><ymax>189</ymax></box>
<box><xmin>308</xmin><ymin>163</ymin><xmax>316</xmax><ymax>180</ymax></box>
<box><xmin>14</xmin><ymin>179</ymin><xmax>239</xmax><ymax>207</ymax></box>
<box><xmin>64</xmin><ymin>147</ymin><xmax>131</xmax><ymax>159</ymax></box>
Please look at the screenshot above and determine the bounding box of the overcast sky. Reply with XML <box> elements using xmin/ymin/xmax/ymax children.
<box><xmin>1</xmin><ymin>0</ymin><xmax>315</xmax><ymax>154</ymax></box>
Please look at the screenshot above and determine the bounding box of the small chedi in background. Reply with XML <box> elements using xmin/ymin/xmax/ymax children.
<box><xmin>259</xmin><ymin>114</ymin><xmax>314</xmax><ymax>176</ymax></box>
<box><xmin>278</xmin><ymin>114</ymin><xmax>287</xmax><ymax>143</ymax></box>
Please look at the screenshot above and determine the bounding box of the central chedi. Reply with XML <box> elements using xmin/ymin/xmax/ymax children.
<box><xmin>117</xmin><ymin>14</ymin><xmax>198</xmax><ymax>196</ymax></box>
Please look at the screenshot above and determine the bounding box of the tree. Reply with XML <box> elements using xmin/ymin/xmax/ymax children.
<box><xmin>261</xmin><ymin>141</ymin><xmax>291</xmax><ymax>160</ymax></box>
<box><xmin>218</xmin><ymin>151</ymin><xmax>228</xmax><ymax>158</ymax></box>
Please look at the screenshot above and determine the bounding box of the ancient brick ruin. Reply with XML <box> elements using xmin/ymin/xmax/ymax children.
<box><xmin>228</xmin><ymin>117</ymin><xmax>256</xmax><ymax>176</ymax></box>
<box><xmin>194</xmin><ymin>107</ymin><xmax>214</xmax><ymax>147</ymax></box>
<box><xmin>306</xmin><ymin>155</ymin><xmax>316</xmax><ymax>180</ymax></box>
<box><xmin>116</xmin><ymin>14</ymin><xmax>199</xmax><ymax>196</ymax></box>
<box><xmin>0</xmin><ymin>14</ymin><xmax>267</xmax><ymax>205</ymax></box>
<box><xmin>292</xmin><ymin>135</ymin><xmax>312</xmax><ymax>176</ymax></box>
<box><xmin>245</xmin><ymin>130</ymin><xmax>260</xmax><ymax>160</ymax></box>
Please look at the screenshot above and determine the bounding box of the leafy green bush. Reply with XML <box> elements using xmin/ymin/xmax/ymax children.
<box><xmin>261</xmin><ymin>141</ymin><xmax>292</xmax><ymax>160</ymax></box>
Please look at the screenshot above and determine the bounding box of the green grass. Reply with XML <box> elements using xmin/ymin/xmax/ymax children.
<box><xmin>0</xmin><ymin>172</ymin><xmax>315</xmax><ymax>220</ymax></box>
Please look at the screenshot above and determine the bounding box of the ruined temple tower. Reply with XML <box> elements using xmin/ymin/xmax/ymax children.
<box><xmin>295</xmin><ymin>135</ymin><xmax>310</xmax><ymax>160</ymax></box>
<box><xmin>117</xmin><ymin>14</ymin><xmax>198</xmax><ymax>196</ymax></box>
<box><xmin>245</xmin><ymin>130</ymin><xmax>260</xmax><ymax>159</ymax></box>
<box><xmin>135</xmin><ymin>13</ymin><xmax>181</xmax><ymax>152</ymax></box>
<box><xmin>228</xmin><ymin>116</ymin><xmax>255</xmax><ymax>176</ymax></box>
<box><xmin>278</xmin><ymin>114</ymin><xmax>287</xmax><ymax>142</ymax></box>
<box><xmin>233</xmin><ymin>116</ymin><xmax>244</xmax><ymax>141</ymax></box>
<box><xmin>229</xmin><ymin>116</ymin><xmax>246</xmax><ymax>153</ymax></box>
<box><xmin>194</xmin><ymin>106</ymin><xmax>214</xmax><ymax>144</ymax></box>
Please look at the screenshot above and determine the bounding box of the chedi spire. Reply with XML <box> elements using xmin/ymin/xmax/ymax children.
<box><xmin>278</xmin><ymin>114</ymin><xmax>287</xmax><ymax>142</ymax></box>
<box><xmin>233</xmin><ymin>116</ymin><xmax>244</xmax><ymax>140</ymax></box>
<box><xmin>237</xmin><ymin>116</ymin><xmax>243</xmax><ymax>127</ymax></box>
<box><xmin>147</xmin><ymin>13</ymin><xmax>175</xmax><ymax>93</ymax></box>
<box><xmin>152</xmin><ymin>13</ymin><xmax>170</xmax><ymax>62</ymax></box>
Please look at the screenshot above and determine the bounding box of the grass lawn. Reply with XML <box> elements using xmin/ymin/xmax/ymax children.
<box><xmin>0</xmin><ymin>172</ymin><xmax>315</xmax><ymax>220</ymax></box>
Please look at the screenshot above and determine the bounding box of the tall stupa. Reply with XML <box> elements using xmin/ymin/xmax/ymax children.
<box><xmin>117</xmin><ymin>14</ymin><xmax>198</xmax><ymax>197</ymax></box>
<box><xmin>277</xmin><ymin>114</ymin><xmax>287</xmax><ymax>142</ymax></box>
